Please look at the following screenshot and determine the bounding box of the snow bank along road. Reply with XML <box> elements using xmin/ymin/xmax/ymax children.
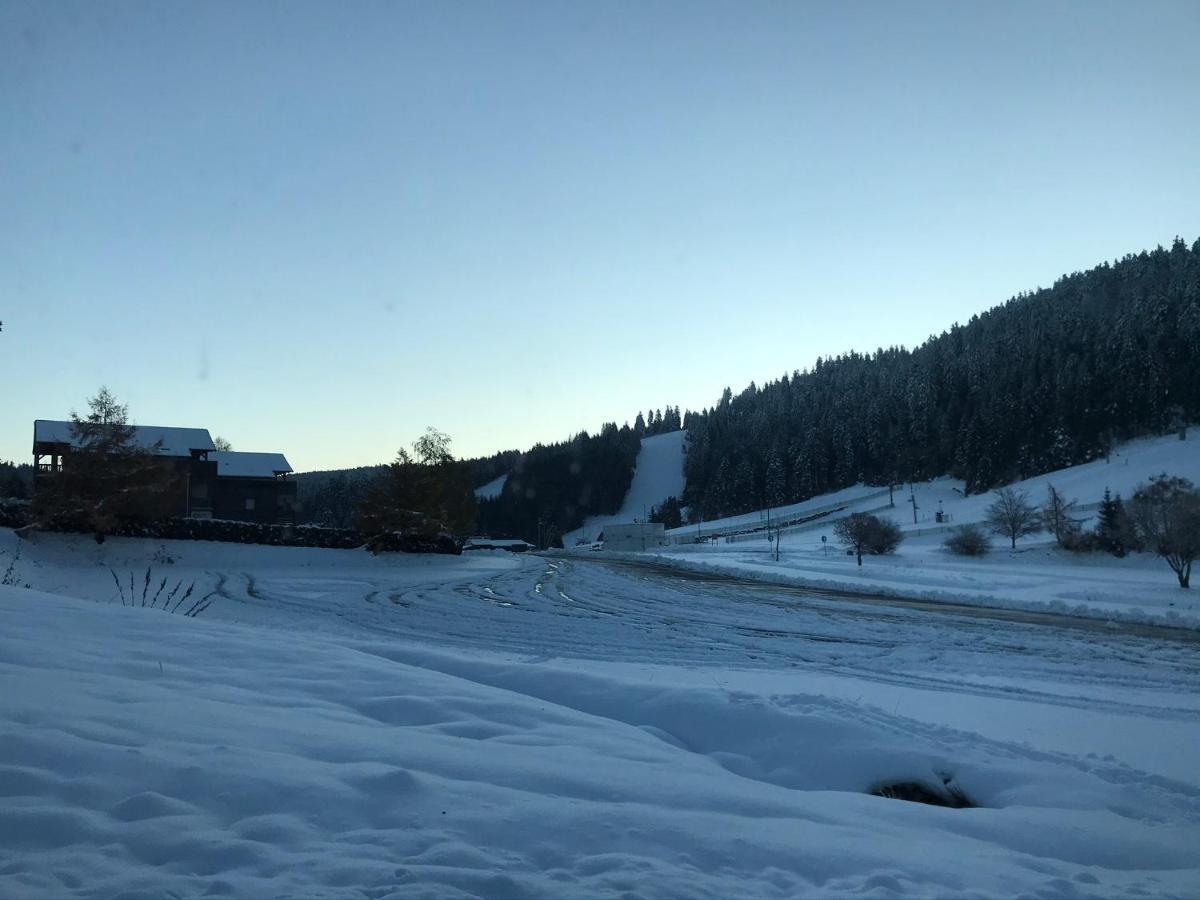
<box><xmin>2</xmin><ymin>534</ymin><xmax>1199</xmax><ymax>898</ymax></box>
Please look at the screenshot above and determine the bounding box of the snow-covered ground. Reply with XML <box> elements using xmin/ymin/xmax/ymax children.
<box><xmin>597</xmin><ymin>432</ymin><xmax>1200</xmax><ymax>628</ymax></box>
<box><xmin>564</xmin><ymin>429</ymin><xmax>687</xmax><ymax>546</ymax></box>
<box><xmin>1</xmin><ymin>530</ymin><xmax>1199</xmax><ymax>898</ymax></box>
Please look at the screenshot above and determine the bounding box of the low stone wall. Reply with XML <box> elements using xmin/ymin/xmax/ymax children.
<box><xmin>1</xmin><ymin>504</ymin><xmax>460</xmax><ymax>555</ymax></box>
<box><xmin>116</xmin><ymin>517</ymin><xmax>366</xmax><ymax>549</ymax></box>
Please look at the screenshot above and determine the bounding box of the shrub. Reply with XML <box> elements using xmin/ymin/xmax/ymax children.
<box><xmin>945</xmin><ymin>523</ymin><xmax>990</xmax><ymax>556</ymax></box>
<box><xmin>864</xmin><ymin>516</ymin><xmax>903</xmax><ymax>555</ymax></box>
<box><xmin>834</xmin><ymin>513</ymin><xmax>904</xmax><ymax>566</ymax></box>
<box><xmin>1061</xmin><ymin>529</ymin><xmax>1102</xmax><ymax>554</ymax></box>
<box><xmin>871</xmin><ymin>774</ymin><xmax>975</xmax><ymax>808</ymax></box>
<box><xmin>109</xmin><ymin>565</ymin><xmax>213</xmax><ymax>616</ymax></box>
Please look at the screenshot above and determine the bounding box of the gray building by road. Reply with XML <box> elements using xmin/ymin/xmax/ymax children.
<box><xmin>601</xmin><ymin>522</ymin><xmax>667</xmax><ymax>552</ymax></box>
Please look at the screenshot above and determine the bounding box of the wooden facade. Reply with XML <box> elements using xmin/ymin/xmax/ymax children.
<box><xmin>208</xmin><ymin>452</ymin><xmax>297</xmax><ymax>524</ymax></box>
<box><xmin>33</xmin><ymin>421</ymin><xmax>296</xmax><ymax>525</ymax></box>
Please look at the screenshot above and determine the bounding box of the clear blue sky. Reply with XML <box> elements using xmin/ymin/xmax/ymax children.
<box><xmin>3</xmin><ymin>0</ymin><xmax>1198</xmax><ymax>472</ymax></box>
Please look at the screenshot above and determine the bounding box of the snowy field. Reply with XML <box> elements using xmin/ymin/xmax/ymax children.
<box><xmin>615</xmin><ymin>432</ymin><xmax>1200</xmax><ymax>628</ymax></box>
<box><xmin>2</xmin><ymin>530</ymin><xmax>1199</xmax><ymax>898</ymax></box>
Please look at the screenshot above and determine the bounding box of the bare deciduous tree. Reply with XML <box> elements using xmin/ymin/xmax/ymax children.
<box><xmin>834</xmin><ymin>513</ymin><xmax>903</xmax><ymax>567</ymax></box>
<box><xmin>1042</xmin><ymin>484</ymin><xmax>1081</xmax><ymax>547</ymax></box>
<box><xmin>985</xmin><ymin>486</ymin><xmax>1041</xmax><ymax>550</ymax></box>
<box><xmin>1129</xmin><ymin>475</ymin><xmax>1200</xmax><ymax>588</ymax></box>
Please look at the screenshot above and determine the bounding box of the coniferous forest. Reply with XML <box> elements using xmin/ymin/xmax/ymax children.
<box><xmin>475</xmin><ymin>425</ymin><xmax>643</xmax><ymax>546</ymax></box>
<box><xmin>681</xmin><ymin>238</ymin><xmax>1199</xmax><ymax>520</ymax></box>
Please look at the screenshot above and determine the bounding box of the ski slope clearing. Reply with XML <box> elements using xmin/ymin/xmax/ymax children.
<box><xmin>2</xmin><ymin>533</ymin><xmax>1199</xmax><ymax>898</ymax></box>
<box><xmin>564</xmin><ymin>429</ymin><xmax>686</xmax><ymax>546</ymax></box>
<box><xmin>626</xmin><ymin>432</ymin><xmax>1200</xmax><ymax>628</ymax></box>
<box><xmin>473</xmin><ymin>472</ymin><xmax>507</xmax><ymax>500</ymax></box>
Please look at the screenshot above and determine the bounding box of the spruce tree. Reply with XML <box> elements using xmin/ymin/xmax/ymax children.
<box><xmin>32</xmin><ymin>387</ymin><xmax>181</xmax><ymax>541</ymax></box>
<box><xmin>765</xmin><ymin>450</ymin><xmax>788</xmax><ymax>508</ymax></box>
<box><xmin>1096</xmin><ymin>488</ymin><xmax>1128</xmax><ymax>557</ymax></box>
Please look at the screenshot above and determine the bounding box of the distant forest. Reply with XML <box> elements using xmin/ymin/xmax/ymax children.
<box><xmin>473</xmin><ymin>406</ymin><xmax>686</xmax><ymax>544</ymax></box>
<box><xmin>205</xmin><ymin>238</ymin><xmax>1200</xmax><ymax>542</ymax></box>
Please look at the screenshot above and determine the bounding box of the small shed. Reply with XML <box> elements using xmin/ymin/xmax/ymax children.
<box><xmin>600</xmin><ymin>522</ymin><xmax>667</xmax><ymax>552</ymax></box>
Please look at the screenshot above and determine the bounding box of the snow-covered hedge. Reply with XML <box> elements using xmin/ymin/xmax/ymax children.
<box><xmin>0</xmin><ymin>499</ymin><xmax>31</xmax><ymax>529</ymax></box>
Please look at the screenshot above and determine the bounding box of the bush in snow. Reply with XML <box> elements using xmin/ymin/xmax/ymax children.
<box><xmin>834</xmin><ymin>513</ymin><xmax>903</xmax><ymax>566</ymax></box>
<box><xmin>0</xmin><ymin>498</ymin><xmax>31</xmax><ymax>529</ymax></box>
<box><xmin>1</xmin><ymin>543</ymin><xmax>28</xmax><ymax>587</ymax></box>
<box><xmin>1061</xmin><ymin>529</ymin><xmax>1102</xmax><ymax>554</ymax></box>
<box><xmin>871</xmin><ymin>775</ymin><xmax>975</xmax><ymax>809</ymax></box>
<box><xmin>109</xmin><ymin>565</ymin><xmax>214</xmax><ymax>616</ymax></box>
<box><xmin>944</xmin><ymin>524</ymin><xmax>991</xmax><ymax>556</ymax></box>
<box><xmin>864</xmin><ymin>516</ymin><xmax>903</xmax><ymax>555</ymax></box>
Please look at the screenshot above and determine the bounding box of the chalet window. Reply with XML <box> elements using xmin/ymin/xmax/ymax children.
<box><xmin>245</xmin><ymin>498</ymin><xmax>255</xmax><ymax>511</ymax></box>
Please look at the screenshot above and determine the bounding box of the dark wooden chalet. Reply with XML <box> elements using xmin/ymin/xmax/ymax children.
<box><xmin>209</xmin><ymin>452</ymin><xmax>297</xmax><ymax>524</ymax></box>
<box><xmin>33</xmin><ymin>420</ymin><xmax>296</xmax><ymax>525</ymax></box>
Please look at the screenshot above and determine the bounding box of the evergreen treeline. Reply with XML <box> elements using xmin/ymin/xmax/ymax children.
<box><xmin>294</xmin><ymin>467</ymin><xmax>383</xmax><ymax>528</ymax></box>
<box><xmin>469</xmin><ymin>449</ymin><xmax>522</xmax><ymax>489</ymax></box>
<box><xmin>0</xmin><ymin>462</ymin><xmax>33</xmax><ymax>500</ymax></box>
<box><xmin>634</xmin><ymin>406</ymin><xmax>684</xmax><ymax>438</ymax></box>
<box><xmin>683</xmin><ymin>238</ymin><xmax>1200</xmax><ymax>519</ymax></box>
<box><xmin>476</xmin><ymin>424</ymin><xmax>642</xmax><ymax>544</ymax></box>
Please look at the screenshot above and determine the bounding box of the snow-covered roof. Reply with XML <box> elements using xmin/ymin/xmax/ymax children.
<box><xmin>211</xmin><ymin>451</ymin><xmax>293</xmax><ymax>478</ymax></box>
<box><xmin>33</xmin><ymin>419</ymin><xmax>216</xmax><ymax>456</ymax></box>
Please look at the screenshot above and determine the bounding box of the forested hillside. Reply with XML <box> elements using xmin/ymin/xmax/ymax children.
<box><xmin>683</xmin><ymin>238</ymin><xmax>1200</xmax><ymax>519</ymax></box>
<box><xmin>472</xmin><ymin>408</ymin><xmax>686</xmax><ymax>542</ymax></box>
<box><xmin>293</xmin><ymin>239</ymin><xmax>1198</xmax><ymax>539</ymax></box>
<box><xmin>475</xmin><ymin>424</ymin><xmax>644</xmax><ymax>545</ymax></box>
